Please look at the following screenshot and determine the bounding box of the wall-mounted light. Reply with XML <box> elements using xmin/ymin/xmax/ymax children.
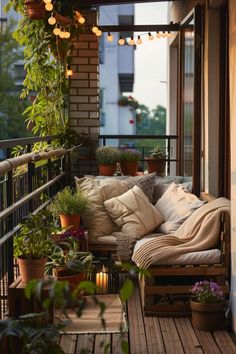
<box><xmin>66</xmin><ymin>65</ymin><xmax>73</xmax><ymax>78</ymax></box>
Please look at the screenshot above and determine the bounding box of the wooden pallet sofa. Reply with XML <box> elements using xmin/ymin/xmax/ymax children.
<box><xmin>75</xmin><ymin>175</ymin><xmax>231</xmax><ymax>316</ymax></box>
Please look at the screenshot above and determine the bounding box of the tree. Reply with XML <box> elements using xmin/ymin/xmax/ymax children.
<box><xmin>0</xmin><ymin>18</ymin><xmax>29</xmax><ymax>139</ymax></box>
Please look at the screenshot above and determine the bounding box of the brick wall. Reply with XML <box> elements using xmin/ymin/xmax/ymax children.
<box><xmin>69</xmin><ymin>11</ymin><xmax>99</xmax><ymax>179</ymax></box>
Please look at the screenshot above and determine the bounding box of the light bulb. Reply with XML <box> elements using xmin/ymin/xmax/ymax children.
<box><xmin>48</xmin><ymin>15</ymin><xmax>56</xmax><ymax>25</ymax></box>
<box><xmin>118</xmin><ymin>36</ymin><xmax>125</xmax><ymax>45</ymax></box>
<box><xmin>156</xmin><ymin>31</ymin><xmax>161</xmax><ymax>38</ymax></box>
<box><xmin>66</xmin><ymin>66</ymin><xmax>73</xmax><ymax>77</ymax></box>
<box><xmin>148</xmin><ymin>32</ymin><xmax>154</xmax><ymax>40</ymax></box>
<box><xmin>161</xmin><ymin>31</ymin><xmax>167</xmax><ymax>38</ymax></box>
<box><xmin>45</xmin><ymin>3</ymin><xmax>53</xmax><ymax>11</ymax></box>
<box><xmin>59</xmin><ymin>30</ymin><xmax>66</xmax><ymax>39</ymax></box>
<box><xmin>92</xmin><ymin>26</ymin><xmax>99</xmax><ymax>33</ymax></box>
<box><xmin>107</xmin><ymin>32</ymin><xmax>113</xmax><ymax>42</ymax></box>
<box><xmin>96</xmin><ymin>30</ymin><xmax>102</xmax><ymax>37</ymax></box>
<box><xmin>137</xmin><ymin>35</ymin><xmax>142</xmax><ymax>44</ymax></box>
<box><xmin>129</xmin><ymin>37</ymin><xmax>135</xmax><ymax>45</ymax></box>
<box><xmin>53</xmin><ymin>26</ymin><xmax>61</xmax><ymax>36</ymax></box>
<box><xmin>78</xmin><ymin>16</ymin><xmax>85</xmax><ymax>24</ymax></box>
<box><xmin>43</xmin><ymin>0</ymin><xmax>51</xmax><ymax>4</ymax></box>
<box><xmin>64</xmin><ymin>31</ymin><xmax>71</xmax><ymax>39</ymax></box>
<box><xmin>166</xmin><ymin>31</ymin><xmax>172</xmax><ymax>38</ymax></box>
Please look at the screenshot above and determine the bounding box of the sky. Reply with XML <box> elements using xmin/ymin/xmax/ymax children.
<box><xmin>129</xmin><ymin>2</ymin><xmax>168</xmax><ymax>111</ymax></box>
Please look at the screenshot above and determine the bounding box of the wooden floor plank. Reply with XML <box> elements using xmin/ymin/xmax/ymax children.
<box><xmin>127</xmin><ymin>287</ymin><xmax>148</xmax><ymax>354</ymax></box>
<box><xmin>143</xmin><ymin>315</ymin><xmax>166</xmax><ymax>354</ymax></box>
<box><xmin>60</xmin><ymin>334</ymin><xmax>77</xmax><ymax>354</ymax></box>
<box><xmin>76</xmin><ymin>334</ymin><xmax>94</xmax><ymax>353</ymax></box>
<box><xmin>194</xmin><ymin>330</ymin><xmax>222</xmax><ymax>354</ymax></box>
<box><xmin>159</xmin><ymin>318</ymin><xmax>184</xmax><ymax>354</ymax></box>
<box><xmin>94</xmin><ymin>334</ymin><xmax>112</xmax><ymax>354</ymax></box>
<box><xmin>213</xmin><ymin>330</ymin><xmax>236</xmax><ymax>354</ymax></box>
<box><xmin>174</xmin><ymin>318</ymin><xmax>204</xmax><ymax>354</ymax></box>
<box><xmin>112</xmin><ymin>333</ymin><xmax>129</xmax><ymax>354</ymax></box>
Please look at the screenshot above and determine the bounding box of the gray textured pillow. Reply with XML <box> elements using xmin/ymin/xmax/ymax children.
<box><xmin>125</xmin><ymin>173</ymin><xmax>156</xmax><ymax>202</ymax></box>
<box><xmin>152</xmin><ymin>176</ymin><xmax>186</xmax><ymax>204</ymax></box>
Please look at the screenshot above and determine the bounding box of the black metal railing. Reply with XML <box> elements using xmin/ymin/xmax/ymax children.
<box><xmin>99</xmin><ymin>134</ymin><xmax>178</xmax><ymax>175</ymax></box>
<box><xmin>0</xmin><ymin>136</ymin><xmax>70</xmax><ymax>318</ymax></box>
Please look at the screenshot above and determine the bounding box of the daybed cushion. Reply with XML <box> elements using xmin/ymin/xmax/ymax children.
<box><xmin>133</xmin><ymin>237</ymin><xmax>221</xmax><ymax>265</ymax></box>
<box><xmin>75</xmin><ymin>177</ymin><xmax>130</xmax><ymax>240</ymax></box>
<box><xmin>104</xmin><ymin>185</ymin><xmax>163</xmax><ymax>239</ymax></box>
<box><xmin>152</xmin><ymin>176</ymin><xmax>192</xmax><ymax>204</ymax></box>
<box><xmin>155</xmin><ymin>182</ymin><xmax>204</xmax><ymax>234</ymax></box>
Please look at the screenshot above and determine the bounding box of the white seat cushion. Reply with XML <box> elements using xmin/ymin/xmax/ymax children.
<box><xmin>133</xmin><ymin>237</ymin><xmax>221</xmax><ymax>265</ymax></box>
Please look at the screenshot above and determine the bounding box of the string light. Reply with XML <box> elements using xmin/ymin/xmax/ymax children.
<box><xmin>96</xmin><ymin>29</ymin><xmax>102</xmax><ymax>37</ymax></box>
<box><xmin>118</xmin><ymin>36</ymin><xmax>125</xmax><ymax>45</ymax></box>
<box><xmin>66</xmin><ymin>65</ymin><xmax>73</xmax><ymax>78</ymax></box>
<box><xmin>156</xmin><ymin>31</ymin><xmax>161</xmax><ymax>38</ymax></box>
<box><xmin>45</xmin><ymin>2</ymin><xmax>53</xmax><ymax>11</ymax></box>
<box><xmin>137</xmin><ymin>35</ymin><xmax>142</xmax><ymax>44</ymax></box>
<box><xmin>48</xmin><ymin>13</ymin><xmax>56</xmax><ymax>25</ymax></box>
<box><xmin>92</xmin><ymin>26</ymin><xmax>99</xmax><ymax>33</ymax></box>
<box><xmin>148</xmin><ymin>32</ymin><xmax>154</xmax><ymax>40</ymax></box>
<box><xmin>166</xmin><ymin>31</ymin><xmax>172</xmax><ymax>38</ymax></box>
<box><xmin>107</xmin><ymin>32</ymin><xmax>114</xmax><ymax>42</ymax></box>
<box><xmin>129</xmin><ymin>36</ymin><xmax>135</xmax><ymax>45</ymax></box>
<box><xmin>78</xmin><ymin>16</ymin><xmax>85</xmax><ymax>24</ymax></box>
<box><xmin>161</xmin><ymin>31</ymin><xmax>167</xmax><ymax>38</ymax></box>
<box><xmin>53</xmin><ymin>25</ymin><xmax>61</xmax><ymax>36</ymax></box>
<box><xmin>43</xmin><ymin>0</ymin><xmax>51</xmax><ymax>4</ymax></box>
<box><xmin>59</xmin><ymin>29</ymin><xmax>66</xmax><ymax>39</ymax></box>
<box><xmin>64</xmin><ymin>30</ymin><xmax>71</xmax><ymax>39</ymax></box>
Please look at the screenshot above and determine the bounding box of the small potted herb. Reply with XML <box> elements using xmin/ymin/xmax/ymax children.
<box><xmin>119</xmin><ymin>147</ymin><xmax>141</xmax><ymax>176</ymax></box>
<box><xmin>95</xmin><ymin>146</ymin><xmax>121</xmax><ymax>176</ymax></box>
<box><xmin>14</xmin><ymin>210</ymin><xmax>55</xmax><ymax>283</ymax></box>
<box><xmin>145</xmin><ymin>146</ymin><xmax>167</xmax><ymax>176</ymax></box>
<box><xmin>190</xmin><ymin>280</ymin><xmax>226</xmax><ymax>331</ymax></box>
<box><xmin>49</xmin><ymin>187</ymin><xmax>89</xmax><ymax>230</ymax></box>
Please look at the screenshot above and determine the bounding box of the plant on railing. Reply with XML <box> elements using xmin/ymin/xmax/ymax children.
<box><xmin>118</xmin><ymin>95</ymin><xmax>139</xmax><ymax>109</ymax></box>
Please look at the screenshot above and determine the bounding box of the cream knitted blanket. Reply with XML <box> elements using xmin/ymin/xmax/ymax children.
<box><xmin>132</xmin><ymin>197</ymin><xmax>230</xmax><ymax>269</ymax></box>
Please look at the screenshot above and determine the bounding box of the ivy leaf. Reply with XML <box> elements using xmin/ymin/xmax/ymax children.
<box><xmin>119</xmin><ymin>279</ymin><xmax>134</xmax><ymax>302</ymax></box>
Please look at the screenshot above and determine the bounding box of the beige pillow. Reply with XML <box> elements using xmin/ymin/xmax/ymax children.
<box><xmin>155</xmin><ymin>182</ymin><xmax>204</xmax><ymax>234</ymax></box>
<box><xmin>104</xmin><ymin>185</ymin><xmax>163</xmax><ymax>239</ymax></box>
<box><xmin>75</xmin><ymin>177</ymin><xmax>129</xmax><ymax>240</ymax></box>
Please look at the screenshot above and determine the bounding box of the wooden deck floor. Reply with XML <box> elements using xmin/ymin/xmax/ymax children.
<box><xmin>59</xmin><ymin>286</ymin><xmax>236</xmax><ymax>354</ymax></box>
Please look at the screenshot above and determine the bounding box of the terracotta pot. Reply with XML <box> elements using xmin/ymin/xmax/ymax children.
<box><xmin>54</xmin><ymin>269</ymin><xmax>85</xmax><ymax>291</ymax></box>
<box><xmin>98</xmin><ymin>164</ymin><xmax>116</xmax><ymax>176</ymax></box>
<box><xmin>190</xmin><ymin>300</ymin><xmax>225</xmax><ymax>331</ymax></box>
<box><xmin>25</xmin><ymin>0</ymin><xmax>45</xmax><ymax>20</ymax></box>
<box><xmin>59</xmin><ymin>214</ymin><xmax>81</xmax><ymax>230</ymax></box>
<box><xmin>18</xmin><ymin>258</ymin><xmax>47</xmax><ymax>283</ymax></box>
<box><xmin>121</xmin><ymin>161</ymin><xmax>138</xmax><ymax>176</ymax></box>
<box><xmin>145</xmin><ymin>158</ymin><xmax>166</xmax><ymax>176</ymax></box>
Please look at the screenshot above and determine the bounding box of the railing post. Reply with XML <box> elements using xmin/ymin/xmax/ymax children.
<box><xmin>27</xmin><ymin>144</ymin><xmax>34</xmax><ymax>212</ymax></box>
<box><xmin>167</xmin><ymin>137</ymin><xmax>171</xmax><ymax>176</ymax></box>
<box><xmin>6</xmin><ymin>148</ymin><xmax>14</xmax><ymax>284</ymax></box>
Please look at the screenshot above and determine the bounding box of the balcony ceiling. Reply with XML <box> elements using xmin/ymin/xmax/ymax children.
<box><xmin>76</xmin><ymin>0</ymin><xmax>180</xmax><ymax>9</ymax></box>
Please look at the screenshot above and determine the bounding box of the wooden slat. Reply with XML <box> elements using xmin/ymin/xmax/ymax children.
<box><xmin>94</xmin><ymin>334</ymin><xmax>112</xmax><ymax>354</ymax></box>
<box><xmin>76</xmin><ymin>334</ymin><xmax>94</xmax><ymax>353</ymax></box>
<box><xmin>60</xmin><ymin>334</ymin><xmax>77</xmax><ymax>354</ymax></box>
<box><xmin>112</xmin><ymin>333</ymin><xmax>129</xmax><ymax>354</ymax></box>
<box><xmin>143</xmin><ymin>316</ymin><xmax>166</xmax><ymax>354</ymax></box>
<box><xmin>159</xmin><ymin>317</ymin><xmax>184</xmax><ymax>354</ymax></box>
<box><xmin>174</xmin><ymin>318</ymin><xmax>204</xmax><ymax>353</ymax></box>
<box><xmin>149</xmin><ymin>266</ymin><xmax>227</xmax><ymax>276</ymax></box>
<box><xmin>127</xmin><ymin>287</ymin><xmax>148</xmax><ymax>354</ymax></box>
<box><xmin>213</xmin><ymin>330</ymin><xmax>236</xmax><ymax>354</ymax></box>
<box><xmin>194</xmin><ymin>330</ymin><xmax>222</xmax><ymax>354</ymax></box>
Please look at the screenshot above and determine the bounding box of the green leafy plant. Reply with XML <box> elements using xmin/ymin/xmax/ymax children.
<box><xmin>45</xmin><ymin>238</ymin><xmax>93</xmax><ymax>276</ymax></box>
<box><xmin>49</xmin><ymin>187</ymin><xmax>89</xmax><ymax>216</ymax></box>
<box><xmin>190</xmin><ymin>281</ymin><xmax>225</xmax><ymax>303</ymax></box>
<box><xmin>119</xmin><ymin>147</ymin><xmax>142</xmax><ymax>162</ymax></box>
<box><xmin>14</xmin><ymin>210</ymin><xmax>56</xmax><ymax>260</ymax></box>
<box><xmin>118</xmin><ymin>95</ymin><xmax>139</xmax><ymax>109</ymax></box>
<box><xmin>147</xmin><ymin>146</ymin><xmax>167</xmax><ymax>159</ymax></box>
<box><xmin>95</xmin><ymin>146</ymin><xmax>121</xmax><ymax>165</ymax></box>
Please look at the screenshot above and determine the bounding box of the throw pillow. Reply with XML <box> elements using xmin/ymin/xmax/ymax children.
<box><xmin>75</xmin><ymin>177</ymin><xmax>130</xmax><ymax>240</ymax></box>
<box><xmin>155</xmin><ymin>182</ymin><xmax>204</xmax><ymax>234</ymax></box>
<box><xmin>104</xmin><ymin>185</ymin><xmax>163</xmax><ymax>239</ymax></box>
<box><xmin>152</xmin><ymin>176</ymin><xmax>186</xmax><ymax>204</ymax></box>
<box><xmin>125</xmin><ymin>172</ymin><xmax>156</xmax><ymax>202</ymax></box>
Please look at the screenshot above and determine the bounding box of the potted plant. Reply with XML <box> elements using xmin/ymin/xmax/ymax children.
<box><xmin>25</xmin><ymin>0</ymin><xmax>46</xmax><ymax>20</ymax></box>
<box><xmin>190</xmin><ymin>280</ymin><xmax>226</xmax><ymax>331</ymax></box>
<box><xmin>119</xmin><ymin>147</ymin><xmax>141</xmax><ymax>176</ymax></box>
<box><xmin>145</xmin><ymin>146</ymin><xmax>167</xmax><ymax>176</ymax></box>
<box><xmin>95</xmin><ymin>146</ymin><xmax>121</xmax><ymax>176</ymax></box>
<box><xmin>52</xmin><ymin>226</ymin><xmax>88</xmax><ymax>251</ymax></box>
<box><xmin>49</xmin><ymin>187</ymin><xmax>89</xmax><ymax>230</ymax></box>
<box><xmin>14</xmin><ymin>210</ymin><xmax>55</xmax><ymax>283</ymax></box>
<box><xmin>45</xmin><ymin>238</ymin><xmax>93</xmax><ymax>291</ymax></box>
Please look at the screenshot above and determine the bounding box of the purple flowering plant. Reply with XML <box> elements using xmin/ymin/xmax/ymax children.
<box><xmin>58</xmin><ymin>226</ymin><xmax>86</xmax><ymax>242</ymax></box>
<box><xmin>190</xmin><ymin>280</ymin><xmax>225</xmax><ymax>303</ymax></box>
<box><xmin>120</xmin><ymin>147</ymin><xmax>142</xmax><ymax>162</ymax></box>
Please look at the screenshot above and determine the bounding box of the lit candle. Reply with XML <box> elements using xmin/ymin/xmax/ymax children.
<box><xmin>96</xmin><ymin>265</ymin><xmax>108</xmax><ymax>293</ymax></box>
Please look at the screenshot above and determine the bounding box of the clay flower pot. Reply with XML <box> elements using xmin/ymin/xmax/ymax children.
<box><xmin>121</xmin><ymin>161</ymin><xmax>138</xmax><ymax>176</ymax></box>
<box><xmin>190</xmin><ymin>300</ymin><xmax>226</xmax><ymax>331</ymax></box>
<box><xmin>59</xmin><ymin>214</ymin><xmax>81</xmax><ymax>230</ymax></box>
<box><xmin>98</xmin><ymin>164</ymin><xmax>117</xmax><ymax>176</ymax></box>
<box><xmin>54</xmin><ymin>268</ymin><xmax>85</xmax><ymax>291</ymax></box>
<box><xmin>18</xmin><ymin>258</ymin><xmax>47</xmax><ymax>283</ymax></box>
<box><xmin>25</xmin><ymin>0</ymin><xmax>46</xmax><ymax>20</ymax></box>
<box><xmin>145</xmin><ymin>158</ymin><xmax>166</xmax><ymax>176</ymax></box>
